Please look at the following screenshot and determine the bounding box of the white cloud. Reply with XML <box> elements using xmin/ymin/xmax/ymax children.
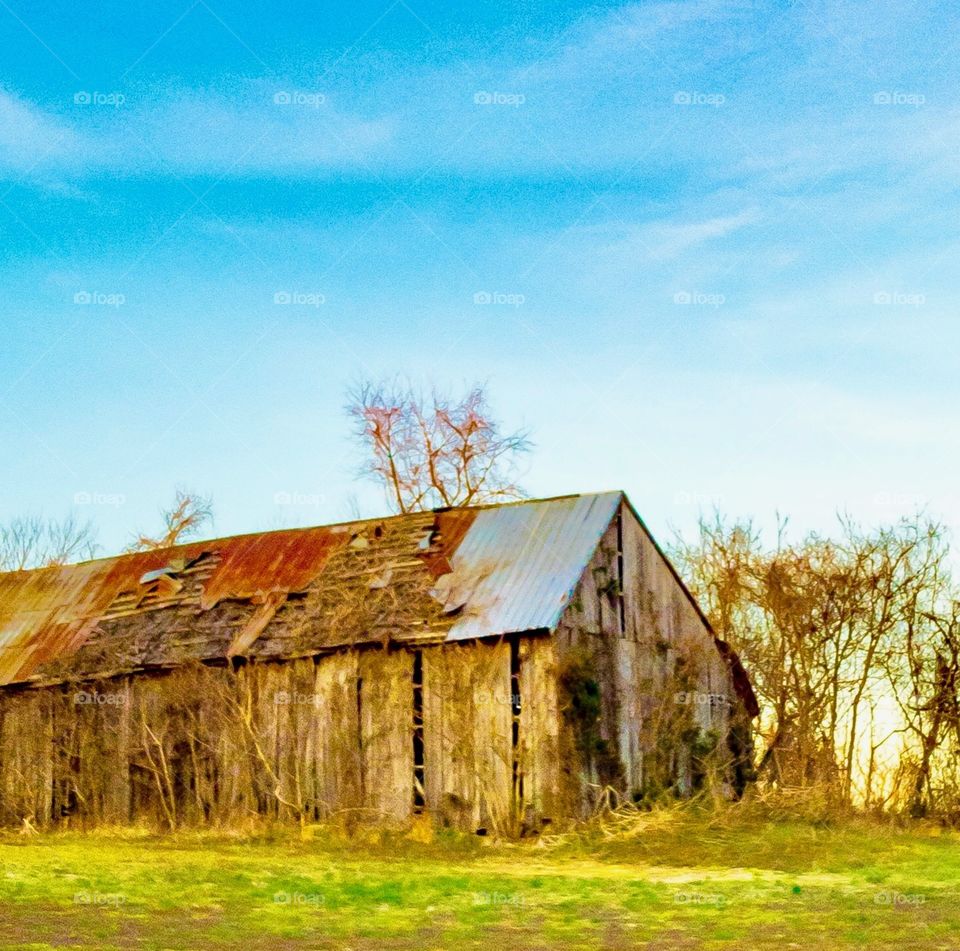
<box><xmin>514</xmin><ymin>0</ymin><xmax>740</xmax><ymax>83</ymax></box>
<box><xmin>0</xmin><ymin>89</ymin><xmax>79</xmax><ymax>173</ymax></box>
<box><xmin>644</xmin><ymin>209</ymin><xmax>760</xmax><ymax>259</ymax></box>
<box><xmin>132</xmin><ymin>86</ymin><xmax>396</xmax><ymax>173</ymax></box>
<box><xmin>0</xmin><ymin>83</ymin><xmax>397</xmax><ymax>182</ymax></box>
<box><xmin>567</xmin><ymin>207</ymin><xmax>760</xmax><ymax>271</ymax></box>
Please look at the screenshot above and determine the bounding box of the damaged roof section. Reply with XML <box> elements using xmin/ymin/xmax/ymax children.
<box><xmin>0</xmin><ymin>493</ymin><xmax>623</xmax><ymax>687</ymax></box>
<box><xmin>0</xmin><ymin>527</ymin><xmax>352</xmax><ymax>686</ymax></box>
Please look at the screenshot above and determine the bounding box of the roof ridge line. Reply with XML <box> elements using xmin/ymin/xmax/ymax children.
<box><xmin>0</xmin><ymin>490</ymin><xmax>625</xmax><ymax>576</ymax></box>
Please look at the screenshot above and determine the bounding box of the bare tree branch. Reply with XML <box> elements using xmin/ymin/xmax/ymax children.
<box><xmin>0</xmin><ymin>514</ymin><xmax>98</xmax><ymax>571</ymax></box>
<box><xmin>126</xmin><ymin>488</ymin><xmax>214</xmax><ymax>552</ymax></box>
<box><xmin>672</xmin><ymin>511</ymin><xmax>960</xmax><ymax>812</ymax></box>
<box><xmin>346</xmin><ymin>381</ymin><xmax>531</xmax><ymax>513</ymax></box>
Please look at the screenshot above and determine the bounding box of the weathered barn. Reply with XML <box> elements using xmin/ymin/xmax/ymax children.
<box><xmin>0</xmin><ymin>491</ymin><xmax>757</xmax><ymax>832</ymax></box>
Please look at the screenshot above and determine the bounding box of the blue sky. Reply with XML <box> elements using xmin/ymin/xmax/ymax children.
<box><xmin>1</xmin><ymin>0</ymin><xmax>958</xmax><ymax>555</ymax></box>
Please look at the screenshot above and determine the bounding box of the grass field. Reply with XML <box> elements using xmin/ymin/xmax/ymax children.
<box><xmin>0</xmin><ymin>810</ymin><xmax>958</xmax><ymax>949</ymax></box>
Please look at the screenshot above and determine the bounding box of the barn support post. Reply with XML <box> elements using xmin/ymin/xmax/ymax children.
<box><xmin>517</xmin><ymin>634</ymin><xmax>563</xmax><ymax>824</ymax></box>
<box><xmin>310</xmin><ymin>650</ymin><xmax>362</xmax><ymax>820</ymax></box>
<box><xmin>616</xmin><ymin>509</ymin><xmax>626</xmax><ymax>635</ymax></box>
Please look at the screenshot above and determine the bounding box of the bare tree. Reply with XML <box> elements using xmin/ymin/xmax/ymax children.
<box><xmin>347</xmin><ymin>381</ymin><xmax>531</xmax><ymax>513</ymax></box>
<box><xmin>0</xmin><ymin>514</ymin><xmax>98</xmax><ymax>571</ymax></box>
<box><xmin>126</xmin><ymin>488</ymin><xmax>213</xmax><ymax>552</ymax></box>
<box><xmin>884</xmin><ymin>593</ymin><xmax>960</xmax><ymax>818</ymax></box>
<box><xmin>673</xmin><ymin>512</ymin><xmax>955</xmax><ymax>809</ymax></box>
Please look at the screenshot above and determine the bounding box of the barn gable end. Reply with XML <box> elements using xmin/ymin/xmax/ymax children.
<box><xmin>543</xmin><ymin>499</ymin><xmax>756</xmax><ymax>815</ymax></box>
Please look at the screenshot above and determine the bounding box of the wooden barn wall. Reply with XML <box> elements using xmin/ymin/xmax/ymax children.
<box><xmin>422</xmin><ymin>640</ymin><xmax>513</xmax><ymax>832</ymax></box>
<box><xmin>359</xmin><ymin>649</ymin><xmax>413</xmax><ymax>821</ymax></box>
<box><xmin>311</xmin><ymin>651</ymin><xmax>361</xmax><ymax>817</ymax></box>
<box><xmin>552</xmin><ymin>517</ymin><xmax>624</xmax><ymax>816</ymax></box>
<box><xmin>516</xmin><ymin>635</ymin><xmax>560</xmax><ymax>824</ymax></box>
<box><xmin>553</xmin><ymin>501</ymin><xmax>736</xmax><ymax>812</ymax></box>
<box><xmin>0</xmin><ymin>637</ymin><xmax>569</xmax><ymax>832</ymax></box>
<box><xmin>0</xmin><ymin>686</ymin><xmax>53</xmax><ymax>826</ymax></box>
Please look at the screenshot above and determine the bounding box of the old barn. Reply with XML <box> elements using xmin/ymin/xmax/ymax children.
<box><xmin>0</xmin><ymin>491</ymin><xmax>756</xmax><ymax>832</ymax></box>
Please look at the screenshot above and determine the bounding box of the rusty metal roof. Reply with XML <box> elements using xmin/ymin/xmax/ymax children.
<box><xmin>0</xmin><ymin>526</ymin><xmax>352</xmax><ymax>686</ymax></box>
<box><xmin>0</xmin><ymin>493</ymin><xmax>624</xmax><ymax>687</ymax></box>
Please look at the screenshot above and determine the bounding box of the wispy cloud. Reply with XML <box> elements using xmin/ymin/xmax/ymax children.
<box><xmin>514</xmin><ymin>0</ymin><xmax>743</xmax><ymax>83</ymax></box>
<box><xmin>643</xmin><ymin>209</ymin><xmax>760</xmax><ymax>259</ymax></box>
<box><xmin>0</xmin><ymin>82</ymin><xmax>397</xmax><ymax>182</ymax></box>
<box><xmin>0</xmin><ymin>89</ymin><xmax>80</xmax><ymax>173</ymax></box>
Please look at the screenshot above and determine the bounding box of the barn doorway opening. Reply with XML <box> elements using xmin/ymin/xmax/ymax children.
<box><xmin>356</xmin><ymin>671</ymin><xmax>364</xmax><ymax>802</ymax></box>
<box><xmin>412</xmin><ymin>650</ymin><xmax>425</xmax><ymax>811</ymax></box>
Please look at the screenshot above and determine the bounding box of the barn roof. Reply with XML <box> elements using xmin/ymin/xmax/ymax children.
<box><xmin>0</xmin><ymin>492</ymin><xmax>623</xmax><ymax>687</ymax></box>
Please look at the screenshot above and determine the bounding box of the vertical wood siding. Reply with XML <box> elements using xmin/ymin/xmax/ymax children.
<box><xmin>422</xmin><ymin>640</ymin><xmax>512</xmax><ymax>832</ymax></box>
<box><xmin>0</xmin><ymin>641</ymin><xmax>535</xmax><ymax>831</ymax></box>
<box><xmin>553</xmin><ymin>501</ymin><xmax>738</xmax><ymax>809</ymax></box>
<box><xmin>359</xmin><ymin>648</ymin><xmax>414</xmax><ymax>821</ymax></box>
<box><xmin>517</xmin><ymin>635</ymin><xmax>561</xmax><ymax>822</ymax></box>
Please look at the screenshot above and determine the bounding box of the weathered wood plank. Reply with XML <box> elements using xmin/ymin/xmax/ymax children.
<box><xmin>312</xmin><ymin>651</ymin><xmax>361</xmax><ymax>818</ymax></box>
<box><xmin>423</xmin><ymin>641</ymin><xmax>511</xmax><ymax>832</ymax></box>
<box><xmin>359</xmin><ymin>648</ymin><xmax>413</xmax><ymax>821</ymax></box>
<box><xmin>518</xmin><ymin>635</ymin><xmax>561</xmax><ymax>824</ymax></box>
<box><xmin>0</xmin><ymin>688</ymin><xmax>53</xmax><ymax>826</ymax></box>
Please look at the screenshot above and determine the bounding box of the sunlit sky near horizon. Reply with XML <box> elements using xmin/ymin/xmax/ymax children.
<box><xmin>1</xmin><ymin>0</ymin><xmax>958</xmax><ymax>558</ymax></box>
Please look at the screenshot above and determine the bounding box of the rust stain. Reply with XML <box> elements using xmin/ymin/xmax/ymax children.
<box><xmin>197</xmin><ymin>527</ymin><xmax>347</xmax><ymax>609</ymax></box>
<box><xmin>420</xmin><ymin>508</ymin><xmax>477</xmax><ymax>577</ymax></box>
<box><xmin>0</xmin><ymin>526</ymin><xmax>352</xmax><ymax>686</ymax></box>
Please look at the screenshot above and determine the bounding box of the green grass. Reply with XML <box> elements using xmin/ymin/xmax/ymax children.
<box><xmin>0</xmin><ymin>812</ymin><xmax>959</xmax><ymax>949</ymax></box>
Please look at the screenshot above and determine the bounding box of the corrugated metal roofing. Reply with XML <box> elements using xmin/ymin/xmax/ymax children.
<box><xmin>0</xmin><ymin>492</ymin><xmax>623</xmax><ymax>687</ymax></box>
<box><xmin>0</xmin><ymin>528</ymin><xmax>352</xmax><ymax>687</ymax></box>
<box><xmin>439</xmin><ymin>492</ymin><xmax>622</xmax><ymax>641</ymax></box>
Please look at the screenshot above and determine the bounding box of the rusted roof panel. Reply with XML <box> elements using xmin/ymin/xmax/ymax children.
<box><xmin>0</xmin><ymin>494</ymin><xmax>623</xmax><ymax>687</ymax></box>
<box><xmin>196</xmin><ymin>527</ymin><xmax>348</xmax><ymax>609</ymax></box>
<box><xmin>440</xmin><ymin>492</ymin><xmax>623</xmax><ymax>641</ymax></box>
<box><xmin>0</xmin><ymin>527</ymin><xmax>351</xmax><ymax>686</ymax></box>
